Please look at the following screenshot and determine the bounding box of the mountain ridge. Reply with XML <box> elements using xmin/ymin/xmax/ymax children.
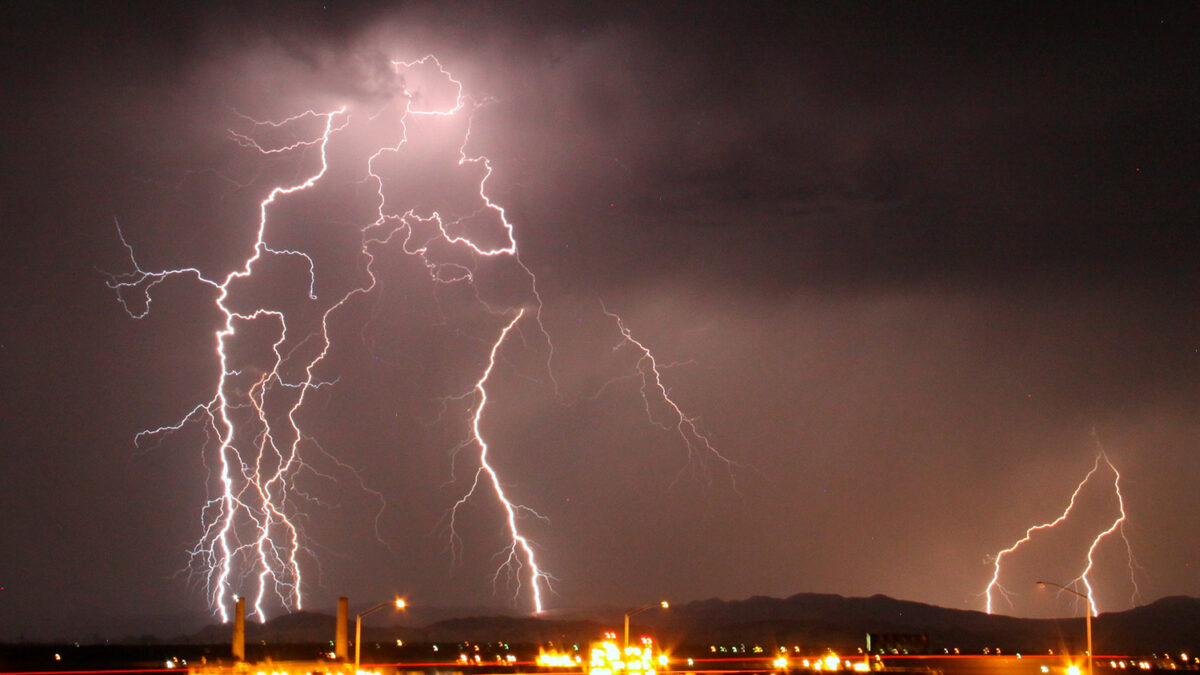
<box><xmin>8</xmin><ymin>593</ymin><xmax>1194</xmax><ymax>653</ymax></box>
<box><xmin>173</xmin><ymin>592</ymin><xmax>1200</xmax><ymax>653</ymax></box>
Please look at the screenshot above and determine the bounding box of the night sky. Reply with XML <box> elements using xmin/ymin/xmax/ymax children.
<box><xmin>2</xmin><ymin>1</ymin><xmax>1198</xmax><ymax>641</ymax></box>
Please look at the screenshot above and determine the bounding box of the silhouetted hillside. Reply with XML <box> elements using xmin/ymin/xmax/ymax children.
<box><xmin>166</xmin><ymin>593</ymin><xmax>1199</xmax><ymax>654</ymax></box>
<box><xmin>422</xmin><ymin>616</ymin><xmax>602</xmax><ymax>643</ymax></box>
<box><xmin>652</xmin><ymin>593</ymin><xmax>1200</xmax><ymax>653</ymax></box>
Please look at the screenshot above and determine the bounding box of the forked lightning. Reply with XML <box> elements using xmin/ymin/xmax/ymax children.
<box><xmin>108</xmin><ymin>55</ymin><xmax>735</xmax><ymax>620</ymax></box>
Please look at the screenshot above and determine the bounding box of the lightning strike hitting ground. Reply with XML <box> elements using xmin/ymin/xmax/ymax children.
<box><xmin>983</xmin><ymin>451</ymin><xmax>1138</xmax><ymax>616</ymax></box>
<box><xmin>107</xmin><ymin>55</ymin><xmax>735</xmax><ymax>619</ymax></box>
<box><xmin>1073</xmin><ymin>445</ymin><xmax>1141</xmax><ymax>615</ymax></box>
<box><xmin>109</xmin><ymin>106</ymin><xmax>348</xmax><ymax>621</ymax></box>
<box><xmin>448</xmin><ymin>309</ymin><xmax>552</xmax><ymax>611</ymax></box>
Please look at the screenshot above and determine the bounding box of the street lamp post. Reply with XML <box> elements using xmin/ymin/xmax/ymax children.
<box><xmin>1037</xmin><ymin>581</ymin><xmax>1093</xmax><ymax>675</ymax></box>
<box><xmin>354</xmin><ymin>599</ymin><xmax>406</xmax><ymax>674</ymax></box>
<box><xmin>624</xmin><ymin>601</ymin><xmax>669</xmax><ymax>653</ymax></box>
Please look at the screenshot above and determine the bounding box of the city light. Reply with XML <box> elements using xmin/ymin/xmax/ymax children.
<box><xmin>538</xmin><ymin>650</ymin><xmax>582</xmax><ymax>668</ymax></box>
<box><xmin>588</xmin><ymin>640</ymin><xmax>663</xmax><ymax>675</ymax></box>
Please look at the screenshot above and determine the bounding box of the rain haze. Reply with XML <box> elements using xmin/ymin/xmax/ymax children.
<box><xmin>1</xmin><ymin>1</ymin><xmax>1198</xmax><ymax>640</ymax></box>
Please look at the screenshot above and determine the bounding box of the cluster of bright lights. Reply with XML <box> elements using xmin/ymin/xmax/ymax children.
<box><xmin>538</xmin><ymin>651</ymin><xmax>584</xmax><ymax>668</ymax></box>
<box><xmin>773</xmin><ymin>653</ymin><xmax>868</xmax><ymax>672</ymax></box>
<box><xmin>110</xmin><ymin>53</ymin><xmax>736</xmax><ymax>621</ymax></box>
<box><xmin>1107</xmin><ymin>658</ymin><xmax>1192</xmax><ymax>670</ymax></box>
<box><xmin>194</xmin><ymin>670</ymin><xmax>362</xmax><ymax>675</ymax></box>
<box><xmin>798</xmin><ymin>654</ymin><xmax>852</xmax><ymax>672</ymax></box>
<box><xmin>457</xmin><ymin>653</ymin><xmax>518</xmax><ymax>665</ymax></box>
<box><xmin>588</xmin><ymin>641</ymin><xmax>667</xmax><ymax>675</ymax></box>
<box><xmin>984</xmin><ymin>451</ymin><xmax>1138</xmax><ymax>615</ymax></box>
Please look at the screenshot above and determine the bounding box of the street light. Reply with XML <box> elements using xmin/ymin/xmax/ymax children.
<box><xmin>624</xmin><ymin>601</ymin><xmax>669</xmax><ymax>652</ymax></box>
<box><xmin>1037</xmin><ymin>581</ymin><xmax>1092</xmax><ymax>675</ymax></box>
<box><xmin>354</xmin><ymin>599</ymin><xmax>406</xmax><ymax>674</ymax></box>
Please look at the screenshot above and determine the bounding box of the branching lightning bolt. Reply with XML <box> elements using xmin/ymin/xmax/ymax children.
<box><xmin>109</xmin><ymin>106</ymin><xmax>348</xmax><ymax>621</ymax></box>
<box><xmin>984</xmin><ymin>450</ymin><xmax>1139</xmax><ymax>616</ymax></box>
<box><xmin>1072</xmin><ymin>442</ymin><xmax>1141</xmax><ymax>615</ymax></box>
<box><xmin>108</xmin><ymin>54</ymin><xmax>739</xmax><ymax>620</ymax></box>
<box><xmin>602</xmin><ymin>304</ymin><xmax>739</xmax><ymax>491</ymax></box>
<box><xmin>448</xmin><ymin>309</ymin><xmax>551</xmax><ymax>611</ymax></box>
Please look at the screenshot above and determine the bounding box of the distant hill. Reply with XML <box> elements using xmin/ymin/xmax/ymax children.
<box><xmin>653</xmin><ymin>593</ymin><xmax>1200</xmax><ymax>653</ymax></box>
<box><xmin>175</xmin><ymin>593</ymin><xmax>1198</xmax><ymax>654</ymax></box>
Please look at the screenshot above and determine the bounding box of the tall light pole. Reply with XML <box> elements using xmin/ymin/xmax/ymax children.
<box><xmin>624</xmin><ymin>601</ymin><xmax>669</xmax><ymax>653</ymax></box>
<box><xmin>1037</xmin><ymin>581</ymin><xmax>1093</xmax><ymax>675</ymax></box>
<box><xmin>355</xmin><ymin>599</ymin><xmax>406</xmax><ymax>674</ymax></box>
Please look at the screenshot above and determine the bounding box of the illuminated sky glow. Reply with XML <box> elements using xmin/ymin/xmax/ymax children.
<box><xmin>1</xmin><ymin>2</ymin><xmax>1197</xmax><ymax>639</ymax></box>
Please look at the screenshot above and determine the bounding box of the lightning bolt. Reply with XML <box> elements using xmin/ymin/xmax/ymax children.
<box><xmin>983</xmin><ymin>449</ymin><xmax>1139</xmax><ymax>616</ymax></box>
<box><xmin>108</xmin><ymin>54</ymin><xmax>738</xmax><ymax>620</ymax></box>
<box><xmin>1072</xmin><ymin>444</ymin><xmax>1141</xmax><ymax>615</ymax></box>
<box><xmin>602</xmin><ymin>304</ymin><xmax>739</xmax><ymax>491</ymax></box>
<box><xmin>109</xmin><ymin>106</ymin><xmax>348</xmax><ymax>621</ymax></box>
<box><xmin>448</xmin><ymin>309</ymin><xmax>552</xmax><ymax>611</ymax></box>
